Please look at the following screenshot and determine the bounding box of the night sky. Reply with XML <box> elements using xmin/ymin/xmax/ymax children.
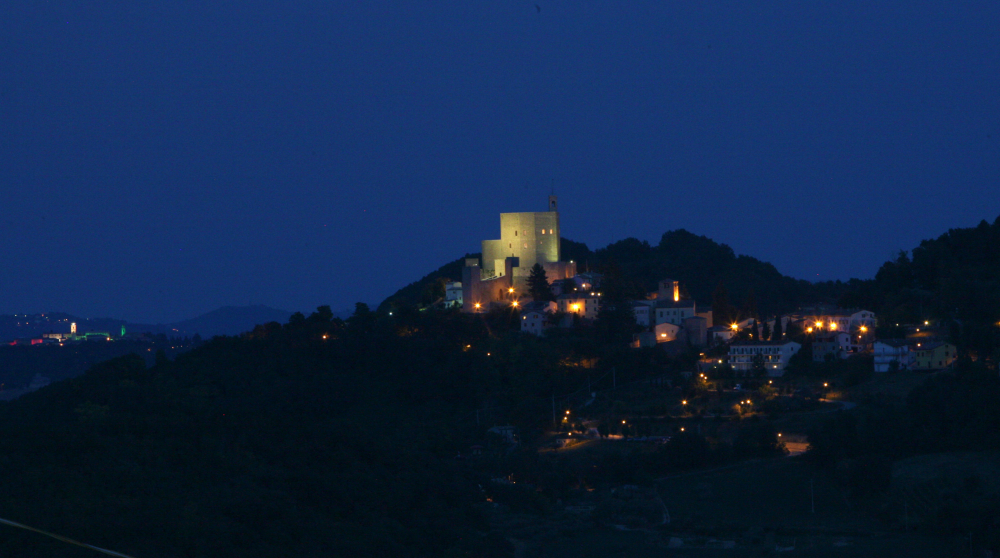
<box><xmin>2</xmin><ymin>1</ymin><xmax>998</xmax><ymax>323</ymax></box>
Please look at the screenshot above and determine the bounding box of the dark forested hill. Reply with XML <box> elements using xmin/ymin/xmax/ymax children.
<box><xmin>840</xmin><ymin>215</ymin><xmax>1000</xmax><ymax>354</ymax></box>
<box><xmin>0</xmin><ymin>307</ymin><xmax>509</xmax><ymax>558</ymax></box>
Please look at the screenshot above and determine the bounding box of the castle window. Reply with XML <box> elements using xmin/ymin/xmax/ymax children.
<box><xmin>549</xmin><ymin>229</ymin><xmax>553</xmax><ymax>234</ymax></box>
<box><xmin>515</xmin><ymin>230</ymin><xmax>518</xmax><ymax>236</ymax></box>
<box><xmin>541</xmin><ymin>229</ymin><xmax>545</xmax><ymax>234</ymax></box>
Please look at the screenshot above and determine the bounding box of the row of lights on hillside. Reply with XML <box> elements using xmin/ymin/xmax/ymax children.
<box><xmin>471</xmin><ymin>286</ymin><xmax>603</xmax><ymax>312</ymax></box>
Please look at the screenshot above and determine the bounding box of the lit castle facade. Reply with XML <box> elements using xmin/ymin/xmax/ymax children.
<box><xmin>462</xmin><ymin>196</ymin><xmax>576</xmax><ymax>311</ymax></box>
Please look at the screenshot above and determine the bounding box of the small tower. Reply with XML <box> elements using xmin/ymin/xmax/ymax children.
<box><xmin>548</xmin><ymin>195</ymin><xmax>558</xmax><ymax>212</ymax></box>
<box><xmin>70</xmin><ymin>322</ymin><xmax>77</xmax><ymax>336</ymax></box>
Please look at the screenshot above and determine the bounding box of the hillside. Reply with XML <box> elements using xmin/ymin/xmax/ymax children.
<box><xmin>0</xmin><ymin>308</ymin><xmax>503</xmax><ymax>557</ymax></box>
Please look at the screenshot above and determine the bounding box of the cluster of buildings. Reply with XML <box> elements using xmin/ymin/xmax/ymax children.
<box><xmin>443</xmin><ymin>199</ymin><xmax>956</xmax><ymax>377</ymax></box>
<box><xmin>873</xmin><ymin>338</ymin><xmax>957</xmax><ymax>372</ymax></box>
<box><xmin>7</xmin><ymin>322</ymin><xmax>123</xmax><ymax>346</ymax></box>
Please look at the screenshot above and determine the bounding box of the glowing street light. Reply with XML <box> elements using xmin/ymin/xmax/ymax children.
<box><xmin>508</xmin><ymin>287</ymin><xmax>515</xmax><ymax>294</ymax></box>
<box><xmin>730</xmin><ymin>323</ymin><xmax>739</xmax><ymax>331</ymax></box>
<box><xmin>682</xmin><ymin>400</ymin><xmax>688</xmax><ymax>405</ymax></box>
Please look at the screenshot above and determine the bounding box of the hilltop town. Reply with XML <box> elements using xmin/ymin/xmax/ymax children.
<box><xmin>431</xmin><ymin>197</ymin><xmax>958</xmax><ymax>377</ymax></box>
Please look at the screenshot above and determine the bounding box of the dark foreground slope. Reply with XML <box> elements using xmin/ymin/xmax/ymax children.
<box><xmin>0</xmin><ymin>308</ymin><xmax>507</xmax><ymax>558</ymax></box>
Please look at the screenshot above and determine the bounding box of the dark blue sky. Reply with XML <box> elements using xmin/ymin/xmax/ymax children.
<box><xmin>2</xmin><ymin>1</ymin><xmax>998</xmax><ymax>322</ymax></box>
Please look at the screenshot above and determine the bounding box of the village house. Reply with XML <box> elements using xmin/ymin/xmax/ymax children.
<box><xmin>910</xmin><ymin>341</ymin><xmax>957</xmax><ymax>370</ymax></box>
<box><xmin>812</xmin><ymin>331</ymin><xmax>852</xmax><ymax>362</ymax></box>
<box><xmin>519</xmin><ymin>301</ymin><xmax>557</xmax><ymax>336</ymax></box>
<box><xmin>557</xmin><ymin>292</ymin><xmax>600</xmax><ymax>320</ymax></box>
<box><xmin>728</xmin><ymin>340</ymin><xmax>802</xmax><ymax>376</ymax></box>
<box><xmin>873</xmin><ymin>339</ymin><xmax>912</xmax><ymax>372</ymax></box>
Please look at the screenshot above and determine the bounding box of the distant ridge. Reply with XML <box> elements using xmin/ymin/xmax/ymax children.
<box><xmin>170</xmin><ymin>305</ymin><xmax>294</xmax><ymax>337</ymax></box>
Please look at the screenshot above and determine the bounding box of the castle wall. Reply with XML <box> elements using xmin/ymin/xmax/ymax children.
<box><xmin>481</xmin><ymin>210</ymin><xmax>560</xmax><ymax>277</ymax></box>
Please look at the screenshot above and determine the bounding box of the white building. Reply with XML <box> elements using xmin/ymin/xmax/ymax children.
<box><xmin>632</xmin><ymin>300</ymin><xmax>655</xmax><ymax>327</ymax></box>
<box><xmin>728</xmin><ymin>341</ymin><xmax>802</xmax><ymax>376</ymax></box>
<box><xmin>444</xmin><ymin>281</ymin><xmax>463</xmax><ymax>308</ymax></box>
<box><xmin>873</xmin><ymin>339</ymin><xmax>913</xmax><ymax>372</ymax></box>
<box><xmin>654</xmin><ymin>300</ymin><xmax>696</xmax><ymax>326</ymax></box>
<box><xmin>813</xmin><ymin>331</ymin><xmax>852</xmax><ymax>362</ymax></box>
<box><xmin>796</xmin><ymin>308</ymin><xmax>877</xmax><ymax>349</ymax></box>
<box><xmin>653</xmin><ymin>322</ymin><xmax>681</xmax><ymax>343</ymax></box>
<box><xmin>520</xmin><ymin>301</ymin><xmax>557</xmax><ymax>336</ymax></box>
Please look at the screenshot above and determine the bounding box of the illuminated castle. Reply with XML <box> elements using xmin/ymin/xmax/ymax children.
<box><xmin>462</xmin><ymin>196</ymin><xmax>576</xmax><ymax>311</ymax></box>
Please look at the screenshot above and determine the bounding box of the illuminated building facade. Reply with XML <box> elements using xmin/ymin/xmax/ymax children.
<box><xmin>463</xmin><ymin>196</ymin><xmax>576</xmax><ymax>312</ymax></box>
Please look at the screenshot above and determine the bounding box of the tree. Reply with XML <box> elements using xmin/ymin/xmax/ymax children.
<box><xmin>742</xmin><ymin>288</ymin><xmax>758</xmax><ymax>321</ymax></box>
<box><xmin>712</xmin><ymin>282</ymin><xmax>731</xmax><ymax>327</ymax></box>
<box><xmin>761</xmin><ymin>319</ymin><xmax>771</xmax><ymax>341</ymax></box>
<box><xmin>595</xmin><ymin>262</ymin><xmax>637</xmax><ymax>344</ymax></box>
<box><xmin>772</xmin><ymin>315</ymin><xmax>783</xmax><ymax>340</ymax></box>
<box><xmin>555</xmin><ymin>278</ymin><xmax>576</xmax><ymax>296</ymax></box>
<box><xmin>526</xmin><ymin>263</ymin><xmax>554</xmax><ymax>302</ymax></box>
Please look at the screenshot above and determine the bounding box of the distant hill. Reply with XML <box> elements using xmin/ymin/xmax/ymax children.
<box><xmin>169</xmin><ymin>305</ymin><xmax>294</xmax><ymax>337</ymax></box>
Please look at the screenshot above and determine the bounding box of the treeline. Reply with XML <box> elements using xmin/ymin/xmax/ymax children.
<box><xmin>841</xmin><ymin>215</ymin><xmax>1000</xmax><ymax>357</ymax></box>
